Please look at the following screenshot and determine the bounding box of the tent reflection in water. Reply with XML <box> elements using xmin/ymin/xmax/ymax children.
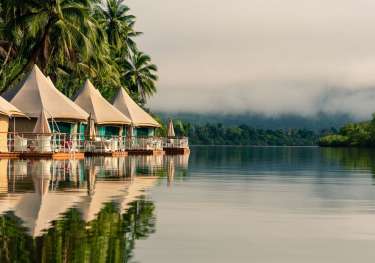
<box><xmin>78</xmin><ymin>167</ymin><xmax>131</xmax><ymax>222</ymax></box>
<box><xmin>0</xmin><ymin>159</ymin><xmax>17</xmax><ymax>215</ymax></box>
<box><xmin>167</xmin><ymin>157</ymin><xmax>175</xmax><ymax>186</ymax></box>
<box><xmin>77</xmin><ymin>162</ymin><xmax>157</xmax><ymax>222</ymax></box>
<box><xmin>118</xmin><ymin>176</ymin><xmax>157</xmax><ymax>214</ymax></box>
<box><xmin>13</xmin><ymin>160</ymin><xmax>85</xmax><ymax>237</ymax></box>
<box><xmin>0</xmin><ymin>159</ymin><xmax>8</xmax><ymax>194</ymax></box>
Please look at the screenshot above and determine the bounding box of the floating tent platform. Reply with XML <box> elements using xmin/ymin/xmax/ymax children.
<box><xmin>164</xmin><ymin>147</ymin><xmax>190</xmax><ymax>155</ymax></box>
<box><xmin>0</xmin><ymin>152</ymin><xmax>21</xmax><ymax>159</ymax></box>
<box><xmin>127</xmin><ymin>149</ymin><xmax>165</xmax><ymax>156</ymax></box>
<box><xmin>85</xmin><ymin>151</ymin><xmax>128</xmax><ymax>157</ymax></box>
<box><xmin>20</xmin><ymin>152</ymin><xmax>85</xmax><ymax>160</ymax></box>
<box><xmin>0</xmin><ymin>152</ymin><xmax>85</xmax><ymax>160</ymax></box>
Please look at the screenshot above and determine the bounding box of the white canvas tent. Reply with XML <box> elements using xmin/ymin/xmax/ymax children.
<box><xmin>112</xmin><ymin>88</ymin><xmax>160</xmax><ymax>128</ymax></box>
<box><xmin>3</xmin><ymin>65</ymin><xmax>88</xmax><ymax>132</ymax></box>
<box><xmin>0</xmin><ymin>96</ymin><xmax>25</xmax><ymax>118</ymax></box>
<box><xmin>74</xmin><ymin>80</ymin><xmax>131</xmax><ymax>126</ymax></box>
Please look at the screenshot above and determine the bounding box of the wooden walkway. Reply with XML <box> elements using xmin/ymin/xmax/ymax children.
<box><xmin>0</xmin><ymin>148</ymin><xmax>189</xmax><ymax>159</ymax></box>
<box><xmin>85</xmin><ymin>151</ymin><xmax>128</xmax><ymax>157</ymax></box>
<box><xmin>127</xmin><ymin>149</ymin><xmax>165</xmax><ymax>155</ymax></box>
<box><xmin>164</xmin><ymin>147</ymin><xmax>190</xmax><ymax>155</ymax></box>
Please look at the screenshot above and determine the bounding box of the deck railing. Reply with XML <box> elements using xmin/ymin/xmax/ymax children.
<box><xmin>1</xmin><ymin>132</ymin><xmax>84</xmax><ymax>153</ymax></box>
<box><xmin>0</xmin><ymin>132</ymin><xmax>189</xmax><ymax>153</ymax></box>
<box><xmin>162</xmin><ymin>137</ymin><xmax>189</xmax><ymax>148</ymax></box>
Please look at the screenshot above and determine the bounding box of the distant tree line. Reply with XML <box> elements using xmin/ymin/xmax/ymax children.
<box><xmin>319</xmin><ymin>114</ymin><xmax>375</xmax><ymax>147</ymax></box>
<box><xmin>168</xmin><ymin>121</ymin><xmax>329</xmax><ymax>146</ymax></box>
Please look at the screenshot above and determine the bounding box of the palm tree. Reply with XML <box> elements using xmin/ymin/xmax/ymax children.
<box><xmin>122</xmin><ymin>51</ymin><xmax>158</xmax><ymax>102</ymax></box>
<box><xmin>0</xmin><ymin>0</ymin><xmax>103</xmax><ymax>91</ymax></box>
<box><xmin>95</xmin><ymin>0</ymin><xmax>140</xmax><ymax>54</ymax></box>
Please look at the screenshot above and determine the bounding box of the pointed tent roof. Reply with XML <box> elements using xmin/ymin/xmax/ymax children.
<box><xmin>0</xmin><ymin>96</ymin><xmax>25</xmax><ymax>117</ymax></box>
<box><xmin>3</xmin><ymin>65</ymin><xmax>89</xmax><ymax>120</ymax></box>
<box><xmin>74</xmin><ymin>80</ymin><xmax>131</xmax><ymax>125</ymax></box>
<box><xmin>112</xmin><ymin>88</ymin><xmax>161</xmax><ymax>128</ymax></box>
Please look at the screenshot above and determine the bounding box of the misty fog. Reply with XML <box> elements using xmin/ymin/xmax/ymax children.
<box><xmin>128</xmin><ymin>0</ymin><xmax>375</xmax><ymax>119</ymax></box>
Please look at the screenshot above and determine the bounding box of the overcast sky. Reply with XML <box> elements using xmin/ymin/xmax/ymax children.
<box><xmin>128</xmin><ymin>0</ymin><xmax>375</xmax><ymax>118</ymax></box>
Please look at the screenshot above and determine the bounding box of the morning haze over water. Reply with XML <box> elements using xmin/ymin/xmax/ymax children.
<box><xmin>1</xmin><ymin>147</ymin><xmax>375</xmax><ymax>262</ymax></box>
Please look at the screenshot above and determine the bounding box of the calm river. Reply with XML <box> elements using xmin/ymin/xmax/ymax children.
<box><xmin>1</xmin><ymin>146</ymin><xmax>375</xmax><ymax>262</ymax></box>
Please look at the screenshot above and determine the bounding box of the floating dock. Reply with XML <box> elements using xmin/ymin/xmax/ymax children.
<box><xmin>164</xmin><ymin>147</ymin><xmax>190</xmax><ymax>155</ymax></box>
<box><xmin>127</xmin><ymin>149</ymin><xmax>165</xmax><ymax>156</ymax></box>
<box><xmin>85</xmin><ymin>151</ymin><xmax>128</xmax><ymax>157</ymax></box>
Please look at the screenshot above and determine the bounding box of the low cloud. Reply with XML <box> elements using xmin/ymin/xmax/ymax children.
<box><xmin>129</xmin><ymin>0</ymin><xmax>375</xmax><ymax>119</ymax></box>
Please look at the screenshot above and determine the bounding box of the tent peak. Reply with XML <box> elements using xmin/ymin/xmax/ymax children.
<box><xmin>5</xmin><ymin>66</ymin><xmax>89</xmax><ymax>120</ymax></box>
<box><xmin>74</xmin><ymin>80</ymin><xmax>131</xmax><ymax>125</ymax></box>
<box><xmin>113</xmin><ymin>88</ymin><xmax>161</xmax><ymax>128</ymax></box>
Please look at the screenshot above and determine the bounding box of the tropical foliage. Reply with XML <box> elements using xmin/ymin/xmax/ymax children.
<box><xmin>169</xmin><ymin>121</ymin><xmax>320</xmax><ymax>146</ymax></box>
<box><xmin>319</xmin><ymin>115</ymin><xmax>375</xmax><ymax>147</ymax></box>
<box><xmin>0</xmin><ymin>0</ymin><xmax>158</xmax><ymax>103</ymax></box>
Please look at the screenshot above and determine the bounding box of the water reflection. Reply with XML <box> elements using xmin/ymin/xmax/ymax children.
<box><xmin>0</xmin><ymin>154</ymin><xmax>190</xmax><ymax>262</ymax></box>
<box><xmin>133</xmin><ymin>147</ymin><xmax>375</xmax><ymax>263</ymax></box>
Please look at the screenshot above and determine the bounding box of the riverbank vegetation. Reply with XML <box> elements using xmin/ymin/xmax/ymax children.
<box><xmin>0</xmin><ymin>0</ymin><xmax>157</xmax><ymax>104</ymax></box>
<box><xmin>170</xmin><ymin>122</ymin><xmax>322</xmax><ymax>146</ymax></box>
<box><xmin>318</xmin><ymin>115</ymin><xmax>375</xmax><ymax>147</ymax></box>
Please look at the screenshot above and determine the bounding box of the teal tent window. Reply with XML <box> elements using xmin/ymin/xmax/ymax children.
<box><xmin>49</xmin><ymin>122</ymin><xmax>72</xmax><ymax>134</ymax></box>
<box><xmin>136</xmin><ymin>127</ymin><xmax>152</xmax><ymax>137</ymax></box>
<box><xmin>97</xmin><ymin>126</ymin><xmax>106</xmax><ymax>137</ymax></box>
<box><xmin>97</xmin><ymin>126</ymin><xmax>120</xmax><ymax>137</ymax></box>
<box><xmin>105</xmin><ymin>126</ymin><xmax>120</xmax><ymax>136</ymax></box>
<box><xmin>80</xmin><ymin>123</ymin><xmax>87</xmax><ymax>140</ymax></box>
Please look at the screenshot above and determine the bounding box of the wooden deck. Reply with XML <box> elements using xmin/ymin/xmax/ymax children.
<box><xmin>19</xmin><ymin>152</ymin><xmax>85</xmax><ymax>160</ymax></box>
<box><xmin>0</xmin><ymin>148</ymin><xmax>184</xmax><ymax>159</ymax></box>
<box><xmin>0</xmin><ymin>152</ymin><xmax>21</xmax><ymax>159</ymax></box>
<box><xmin>127</xmin><ymin>149</ymin><xmax>165</xmax><ymax>155</ymax></box>
<box><xmin>164</xmin><ymin>147</ymin><xmax>190</xmax><ymax>155</ymax></box>
<box><xmin>85</xmin><ymin>151</ymin><xmax>128</xmax><ymax>157</ymax></box>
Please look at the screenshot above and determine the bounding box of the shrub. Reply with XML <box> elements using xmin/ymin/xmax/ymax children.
<box><xmin>318</xmin><ymin>135</ymin><xmax>350</xmax><ymax>147</ymax></box>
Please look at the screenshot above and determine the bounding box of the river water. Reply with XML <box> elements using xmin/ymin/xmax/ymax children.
<box><xmin>1</xmin><ymin>146</ymin><xmax>375</xmax><ymax>262</ymax></box>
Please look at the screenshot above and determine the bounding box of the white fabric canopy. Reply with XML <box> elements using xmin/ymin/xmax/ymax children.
<box><xmin>3</xmin><ymin>65</ymin><xmax>88</xmax><ymax>120</ymax></box>
<box><xmin>112</xmin><ymin>88</ymin><xmax>160</xmax><ymax>128</ymax></box>
<box><xmin>0</xmin><ymin>96</ymin><xmax>25</xmax><ymax>117</ymax></box>
<box><xmin>74</xmin><ymin>80</ymin><xmax>131</xmax><ymax>125</ymax></box>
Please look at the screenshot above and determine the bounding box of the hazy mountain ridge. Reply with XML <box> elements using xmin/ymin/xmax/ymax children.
<box><xmin>157</xmin><ymin>112</ymin><xmax>358</xmax><ymax>131</ymax></box>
